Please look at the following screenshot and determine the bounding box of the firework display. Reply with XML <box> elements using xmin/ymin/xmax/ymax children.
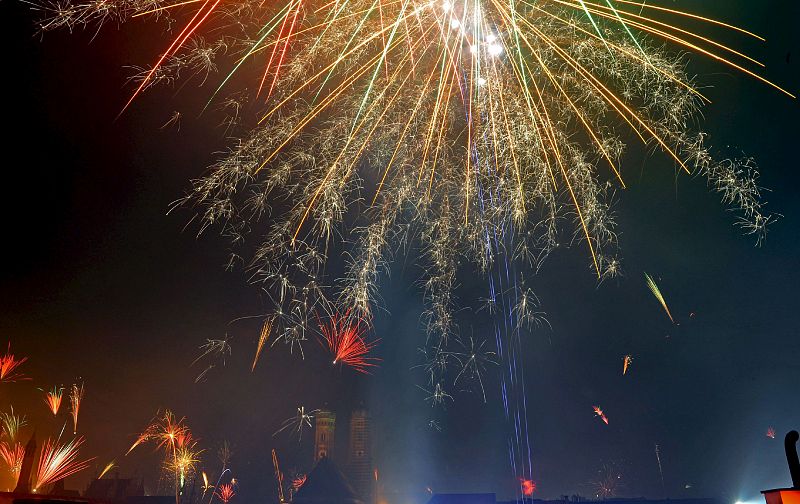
<box><xmin>23</xmin><ymin>8</ymin><xmax>794</xmax><ymax>495</ymax></box>
<box><xmin>25</xmin><ymin>0</ymin><xmax>791</xmax><ymax>384</ymax></box>
<box><xmin>5</xmin><ymin>0</ymin><xmax>797</xmax><ymax>499</ymax></box>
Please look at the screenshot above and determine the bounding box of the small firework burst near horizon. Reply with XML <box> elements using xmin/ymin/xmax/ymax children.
<box><xmin>214</xmin><ymin>483</ymin><xmax>235</xmax><ymax>504</ymax></box>
<box><xmin>318</xmin><ymin>313</ymin><xmax>379</xmax><ymax>374</ymax></box>
<box><xmin>592</xmin><ymin>463</ymin><xmax>623</xmax><ymax>499</ymax></box>
<box><xmin>0</xmin><ymin>407</ymin><xmax>27</xmax><ymax>483</ymax></box>
<box><xmin>520</xmin><ymin>478</ymin><xmax>536</xmax><ymax>497</ymax></box>
<box><xmin>0</xmin><ymin>442</ymin><xmax>25</xmax><ymax>483</ymax></box>
<box><xmin>34</xmin><ymin>436</ymin><xmax>94</xmax><ymax>491</ymax></box>
<box><xmin>127</xmin><ymin>410</ymin><xmax>202</xmax><ymax>504</ymax></box>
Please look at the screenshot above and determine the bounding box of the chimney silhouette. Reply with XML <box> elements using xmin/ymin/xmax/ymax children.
<box><xmin>14</xmin><ymin>433</ymin><xmax>37</xmax><ymax>494</ymax></box>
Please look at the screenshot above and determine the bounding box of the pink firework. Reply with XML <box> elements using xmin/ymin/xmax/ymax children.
<box><xmin>318</xmin><ymin>313</ymin><xmax>379</xmax><ymax>374</ymax></box>
<box><xmin>767</xmin><ymin>427</ymin><xmax>776</xmax><ymax>439</ymax></box>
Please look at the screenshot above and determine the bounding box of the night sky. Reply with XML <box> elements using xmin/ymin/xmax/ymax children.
<box><xmin>1</xmin><ymin>2</ymin><xmax>799</xmax><ymax>504</ymax></box>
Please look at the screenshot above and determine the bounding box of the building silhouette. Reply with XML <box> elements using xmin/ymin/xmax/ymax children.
<box><xmin>294</xmin><ymin>456</ymin><xmax>362</xmax><ymax>504</ymax></box>
<box><xmin>84</xmin><ymin>476</ymin><xmax>145</xmax><ymax>501</ymax></box>
<box><xmin>314</xmin><ymin>410</ymin><xmax>337</xmax><ymax>464</ymax></box>
<box><xmin>13</xmin><ymin>434</ymin><xmax>36</xmax><ymax>494</ymax></box>
<box><xmin>346</xmin><ymin>410</ymin><xmax>374</xmax><ymax>504</ymax></box>
<box><xmin>310</xmin><ymin>409</ymin><xmax>374</xmax><ymax>504</ymax></box>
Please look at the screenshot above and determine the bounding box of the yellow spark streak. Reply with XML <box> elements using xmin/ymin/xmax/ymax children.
<box><xmin>423</xmin><ymin>20</ymin><xmax>462</xmax><ymax>191</ymax></box>
<box><xmin>529</xmin><ymin>4</ymin><xmax>709</xmax><ymax>103</ymax></box>
<box><xmin>372</xmin><ymin>43</ymin><xmax>443</xmax><ymax>204</ymax></box>
<box><xmin>553</xmin><ymin>0</ymin><xmax>794</xmax><ymax>98</ymax></box>
<box><xmin>257</xmin><ymin>40</ymin><xmax>406</xmax><ymax>179</ymax></box>
<box><xmin>645</xmin><ymin>272</ymin><xmax>674</xmax><ymax>323</ymax></box>
<box><xmin>613</xmin><ymin>0</ymin><xmax>766</xmax><ymax>41</ymax></box>
<box><xmin>132</xmin><ymin>0</ymin><xmax>206</xmax><ymax>18</ymax></box>
<box><xmin>98</xmin><ymin>461</ymin><xmax>116</xmax><ymax>479</ymax></box>
<box><xmin>525</xmin><ymin>20</ymin><xmax>693</xmax><ymax>173</ymax></box>
<box><xmin>526</xmin><ymin>51</ymin><xmax>601</xmax><ymax>274</ymax></box>
<box><xmin>252</xmin><ymin>318</ymin><xmax>273</xmax><ymax>372</ymax></box>
<box><xmin>342</xmin><ymin>46</ymin><xmax>433</xmax><ymax>180</ymax></box>
<box><xmin>555</xmin><ymin>0</ymin><xmax>765</xmax><ymax>68</ymax></box>
<box><xmin>255</xmin><ymin>8</ymin><xmax>423</xmax><ymax>129</ymax></box>
<box><xmin>292</xmin><ymin>29</ymin><xmax>430</xmax><ymax>242</ymax></box>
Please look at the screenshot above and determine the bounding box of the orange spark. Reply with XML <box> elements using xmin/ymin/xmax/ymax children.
<box><xmin>252</xmin><ymin>318</ymin><xmax>273</xmax><ymax>372</ymax></box>
<box><xmin>622</xmin><ymin>355</ymin><xmax>633</xmax><ymax>375</ymax></box>
<box><xmin>593</xmin><ymin>406</ymin><xmax>609</xmax><ymax>425</ymax></box>
<box><xmin>44</xmin><ymin>387</ymin><xmax>64</xmax><ymax>416</ymax></box>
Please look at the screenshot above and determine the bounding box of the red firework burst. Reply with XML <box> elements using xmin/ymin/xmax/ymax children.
<box><xmin>520</xmin><ymin>478</ymin><xmax>536</xmax><ymax>497</ymax></box>
<box><xmin>215</xmin><ymin>483</ymin><xmax>236</xmax><ymax>504</ymax></box>
<box><xmin>292</xmin><ymin>474</ymin><xmax>307</xmax><ymax>491</ymax></box>
<box><xmin>0</xmin><ymin>343</ymin><xmax>29</xmax><ymax>383</ymax></box>
<box><xmin>318</xmin><ymin>313</ymin><xmax>379</xmax><ymax>374</ymax></box>
<box><xmin>0</xmin><ymin>442</ymin><xmax>25</xmax><ymax>483</ymax></box>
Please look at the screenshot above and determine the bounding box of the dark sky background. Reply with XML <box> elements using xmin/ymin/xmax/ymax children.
<box><xmin>1</xmin><ymin>1</ymin><xmax>799</xmax><ymax>504</ymax></box>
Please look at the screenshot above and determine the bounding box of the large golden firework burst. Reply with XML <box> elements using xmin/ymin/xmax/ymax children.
<box><xmin>32</xmin><ymin>0</ymin><xmax>791</xmax><ymax>370</ymax></box>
